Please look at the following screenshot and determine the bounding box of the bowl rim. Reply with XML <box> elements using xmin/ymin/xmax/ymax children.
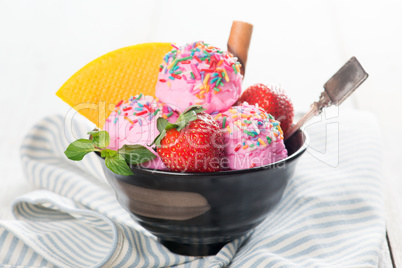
<box><xmin>99</xmin><ymin>129</ymin><xmax>309</xmax><ymax>177</ymax></box>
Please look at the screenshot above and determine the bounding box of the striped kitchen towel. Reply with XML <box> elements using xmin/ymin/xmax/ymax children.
<box><xmin>0</xmin><ymin>108</ymin><xmax>385</xmax><ymax>267</ymax></box>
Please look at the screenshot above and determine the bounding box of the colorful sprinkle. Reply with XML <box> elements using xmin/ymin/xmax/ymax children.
<box><xmin>211</xmin><ymin>77</ymin><xmax>219</xmax><ymax>84</ymax></box>
<box><xmin>206</xmin><ymin>91</ymin><xmax>212</xmax><ymax>103</ymax></box>
<box><xmin>203</xmin><ymin>74</ymin><xmax>210</xmax><ymax>85</ymax></box>
<box><xmin>235</xmin><ymin>64</ymin><xmax>241</xmax><ymax>74</ymax></box>
<box><xmin>258</xmin><ymin>138</ymin><xmax>267</xmax><ymax>146</ymax></box>
<box><xmin>124</xmin><ymin>116</ymin><xmax>133</xmax><ymax>124</ymax></box>
<box><xmin>213</xmin><ymin>114</ymin><xmax>221</xmax><ymax>120</ymax></box>
<box><xmin>232</xmin><ymin>64</ymin><xmax>238</xmax><ymax>74</ymax></box>
<box><xmin>178</xmin><ymin>56</ymin><xmax>192</xmax><ymax>62</ymax></box>
<box><xmin>193</xmin><ymin>55</ymin><xmax>202</xmax><ymax>63</ymax></box>
<box><xmin>171</xmin><ymin>73</ymin><xmax>182</xmax><ymax>79</ymax></box>
<box><xmin>244</xmin><ymin>130</ymin><xmax>256</xmax><ymax>137</ymax></box>
<box><xmin>167</xmin><ymin>59</ymin><xmax>177</xmax><ymax>70</ymax></box>
<box><xmin>135</xmin><ymin>110</ymin><xmax>147</xmax><ymax>116</ymax></box>
<box><xmin>115</xmin><ymin>100</ymin><xmax>124</xmax><ymax>107</ymax></box>
<box><xmin>216</xmin><ymin>77</ymin><xmax>222</xmax><ymax>86</ymax></box>
<box><xmin>227</xmin><ymin>125</ymin><xmax>232</xmax><ymax>135</ymax></box>
<box><xmin>190</xmin><ymin>64</ymin><xmax>201</xmax><ymax>79</ymax></box>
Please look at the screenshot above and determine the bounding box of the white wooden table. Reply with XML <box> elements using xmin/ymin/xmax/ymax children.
<box><xmin>0</xmin><ymin>1</ymin><xmax>401</xmax><ymax>266</ymax></box>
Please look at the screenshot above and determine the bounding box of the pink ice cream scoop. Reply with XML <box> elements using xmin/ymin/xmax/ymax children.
<box><xmin>214</xmin><ymin>102</ymin><xmax>288</xmax><ymax>170</ymax></box>
<box><xmin>103</xmin><ymin>94</ymin><xmax>179</xmax><ymax>170</ymax></box>
<box><xmin>155</xmin><ymin>41</ymin><xmax>243</xmax><ymax>114</ymax></box>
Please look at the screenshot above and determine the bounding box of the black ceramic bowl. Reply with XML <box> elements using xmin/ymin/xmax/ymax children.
<box><xmin>98</xmin><ymin>129</ymin><xmax>308</xmax><ymax>256</ymax></box>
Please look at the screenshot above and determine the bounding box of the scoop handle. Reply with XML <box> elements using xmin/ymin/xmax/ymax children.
<box><xmin>227</xmin><ymin>21</ymin><xmax>253</xmax><ymax>76</ymax></box>
<box><xmin>285</xmin><ymin>57</ymin><xmax>368</xmax><ymax>140</ymax></box>
<box><xmin>285</xmin><ymin>106</ymin><xmax>320</xmax><ymax>140</ymax></box>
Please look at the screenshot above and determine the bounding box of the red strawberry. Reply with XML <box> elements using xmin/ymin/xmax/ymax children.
<box><xmin>154</xmin><ymin>109</ymin><xmax>224</xmax><ymax>172</ymax></box>
<box><xmin>237</xmin><ymin>83</ymin><xmax>294</xmax><ymax>136</ymax></box>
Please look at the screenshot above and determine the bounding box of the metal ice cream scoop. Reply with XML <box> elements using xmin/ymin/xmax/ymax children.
<box><xmin>285</xmin><ymin>57</ymin><xmax>369</xmax><ymax>140</ymax></box>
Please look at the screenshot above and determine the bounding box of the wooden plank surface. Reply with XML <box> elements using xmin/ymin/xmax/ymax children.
<box><xmin>384</xmin><ymin>167</ymin><xmax>402</xmax><ymax>267</ymax></box>
<box><xmin>379</xmin><ymin>235</ymin><xmax>394</xmax><ymax>267</ymax></box>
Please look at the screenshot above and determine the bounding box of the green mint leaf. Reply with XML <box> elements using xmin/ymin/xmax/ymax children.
<box><xmin>118</xmin><ymin>145</ymin><xmax>157</xmax><ymax>164</ymax></box>
<box><xmin>101</xmin><ymin>148</ymin><xmax>117</xmax><ymax>158</ymax></box>
<box><xmin>105</xmin><ymin>153</ymin><xmax>134</xmax><ymax>176</ymax></box>
<box><xmin>88</xmin><ymin>130</ymin><xmax>110</xmax><ymax>148</ymax></box>
<box><xmin>64</xmin><ymin>139</ymin><xmax>96</xmax><ymax>161</ymax></box>
<box><xmin>156</xmin><ymin>117</ymin><xmax>168</xmax><ymax>133</ymax></box>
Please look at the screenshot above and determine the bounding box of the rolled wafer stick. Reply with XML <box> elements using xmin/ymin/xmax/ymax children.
<box><xmin>227</xmin><ymin>21</ymin><xmax>253</xmax><ymax>76</ymax></box>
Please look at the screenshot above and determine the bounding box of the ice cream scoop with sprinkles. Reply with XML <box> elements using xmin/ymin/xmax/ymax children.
<box><xmin>103</xmin><ymin>94</ymin><xmax>179</xmax><ymax>170</ymax></box>
<box><xmin>155</xmin><ymin>41</ymin><xmax>243</xmax><ymax>114</ymax></box>
<box><xmin>214</xmin><ymin>102</ymin><xmax>288</xmax><ymax>170</ymax></box>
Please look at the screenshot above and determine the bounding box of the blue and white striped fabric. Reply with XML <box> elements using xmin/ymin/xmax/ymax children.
<box><xmin>0</xmin><ymin>109</ymin><xmax>385</xmax><ymax>267</ymax></box>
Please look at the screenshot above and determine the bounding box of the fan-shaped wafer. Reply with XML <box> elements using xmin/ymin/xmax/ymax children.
<box><xmin>56</xmin><ymin>43</ymin><xmax>172</xmax><ymax>127</ymax></box>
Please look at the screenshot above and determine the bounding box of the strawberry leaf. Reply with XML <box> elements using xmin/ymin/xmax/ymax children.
<box><xmin>176</xmin><ymin>110</ymin><xmax>197</xmax><ymax>131</ymax></box>
<box><xmin>182</xmin><ymin>105</ymin><xmax>206</xmax><ymax>114</ymax></box>
<box><xmin>165</xmin><ymin>122</ymin><xmax>178</xmax><ymax>130</ymax></box>
<box><xmin>150</xmin><ymin>129</ymin><xmax>166</xmax><ymax>147</ymax></box>
<box><xmin>150</xmin><ymin>105</ymin><xmax>205</xmax><ymax>147</ymax></box>
<box><xmin>118</xmin><ymin>145</ymin><xmax>157</xmax><ymax>164</ymax></box>
<box><xmin>175</xmin><ymin>105</ymin><xmax>205</xmax><ymax>131</ymax></box>
<box><xmin>156</xmin><ymin>117</ymin><xmax>168</xmax><ymax>133</ymax></box>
